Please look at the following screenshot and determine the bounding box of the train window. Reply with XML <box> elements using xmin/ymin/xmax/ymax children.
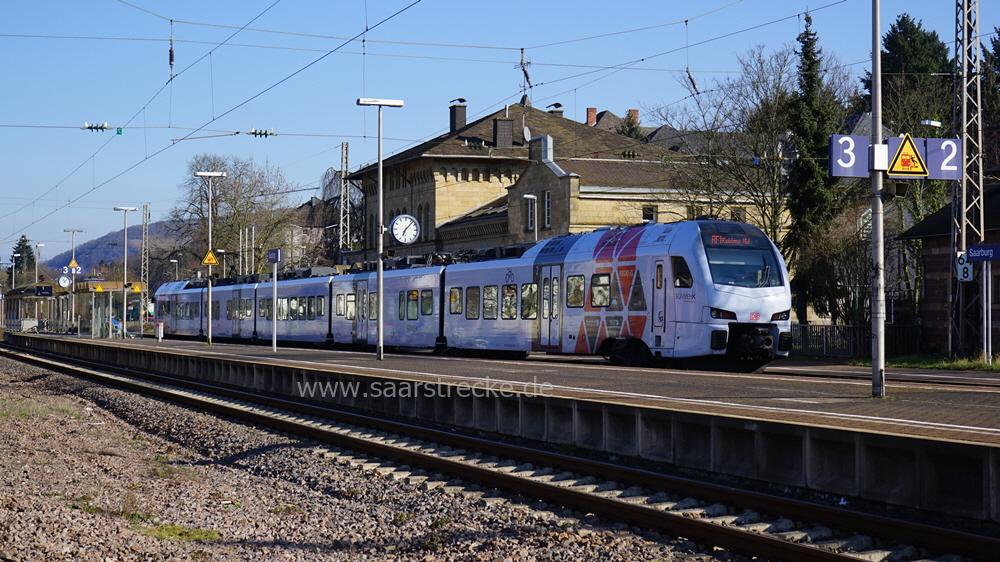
<box><xmin>336</xmin><ymin>294</ymin><xmax>345</xmax><ymax>316</ymax></box>
<box><xmin>213</xmin><ymin>301</ymin><xmax>220</xmax><ymax>321</ymax></box>
<box><xmin>317</xmin><ymin>296</ymin><xmax>325</xmax><ymax>316</ymax></box>
<box><xmin>407</xmin><ymin>290</ymin><xmax>419</xmax><ymax>320</ymax></box>
<box><xmin>369</xmin><ymin>293</ymin><xmax>378</xmax><ymax>320</ymax></box>
<box><xmin>590</xmin><ymin>274</ymin><xmax>611</xmax><ymax>307</ymax></box>
<box><xmin>237</xmin><ymin>299</ymin><xmax>245</xmax><ymax>319</ymax></box>
<box><xmin>308</xmin><ymin>296</ymin><xmax>316</xmax><ymax>320</ymax></box>
<box><xmin>226</xmin><ymin>300</ymin><xmax>233</xmax><ymax>320</ymax></box>
<box><xmin>465</xmin><ymin>287</ymin><xmax>480</xmax><ymax>320</ymax></box>
<box><xmin>265</xmin><ymin>298</ymin><xmax>273</xmax><ymax>321</ymax></box>
<box><xmin>399</xmin><ymin>292</ymin><xmax>406</xmax><ymax>320</ymax></box>
<box><xmin>656</xmin><ymin>264</ymin><xmax>663</xmax><ymax>289</ymax></box>
<box><xmin>566</xmin><ymin>276</ymin><xmax>585</xmax><ymax>308</ymax></box>
<box><xmin>299</xmin><ymin>298</ymin><xmax>308</xmax><ymax>321</ymax></box>
<box><xmin>551</xmin><ymin>277</ymin><xmax>559</xmax><ymax>319</ymax></box>
<box><xmin>421</xmin><ymin>290</ymin><xmax>433</xmax><ymax>315</ymax></box>
<box><xmin>521</xmin><ymin>283</ymin><xmax>538</xmax><ymax>319</ymax></box>
<box><xmin>346</xmin><ymin>294</ymin><xmax>356</xmax><ymax>320</ymax></box>
<box><xmin>541</xmin><ymin>278</ymin><xmax>549</xmax><ymax>319</ymax></box>
<box><xmin>449</xmin><ymin>288</ymin><xmax>462</xmax><ymax>314</ymax></box>
<box><xmin>246</xmin><ymin>299</ymin><xmax>253</xmax><ymax>318</ymax></box>
<box><xmin>289</xmin><ymin>297</ymin><xmax>299</xmax><ymax>321</ymax></box>
<box><xmin>672</xmin><ymin>257</ymin><xmax>693</xmax><ymax>288</ymax></box>
<box><xmin>259</xmin><ymin>299</ymin><xmax>266</xmax><ymax>317</ymax></box>
<box><xmin>501</xmin><ymin>284</ymin><xmax>517</xmax><ymax>319</ymax></box>
<box><xmin>278</xmin><ymin>298</ymin><xmax>287</xmax><ymax>321</ymax></box>
<box><xmin>483</xmin><ymin>286</ymin><xmax>498</xmax><ymax>319</ymax></box>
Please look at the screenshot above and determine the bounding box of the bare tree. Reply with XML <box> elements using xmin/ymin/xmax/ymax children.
<box><xmin>166</xmin><ymin>154</ymin><xmax>298</xmax><ymax>275</ymax></box>
<box><xmin>650</xmin><ymin>45</ymin><xmax>797</xmax><ymax>242</ymax></box>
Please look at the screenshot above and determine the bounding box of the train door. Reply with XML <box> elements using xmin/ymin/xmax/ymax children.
<box><xmin>354</xmin><ymin>279</ymin><xmax>368</xmax><ymax>343</ymax></box>
<box><xmin>168</xmin><ymin>295</ymin><xmax>178</xmax><ymax>333</ymax></box>
<box><xmin>539</xmin><ymin>265</ymin><xmax>561</xmax><ymax>348</ymax></box>
<box><xmin>653</xmin><ymin>260</ymin><xmax>676</xmax><ymax>350</ymax></box>
<box><xmin>232</xmin><ymin>288</ymin><xmax>243</xmax><ymax>338</ymax></box>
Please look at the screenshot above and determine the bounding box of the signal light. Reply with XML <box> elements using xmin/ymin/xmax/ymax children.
<box><xmin>38</xmin><ymin>275</ymin><xmax>45</xmax><ymax>282</ymax></box>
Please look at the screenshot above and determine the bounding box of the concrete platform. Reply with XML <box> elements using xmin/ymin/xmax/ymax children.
<box><xmin>9</xmin><ymin>333</ymin><xmax>1000</xmax><ymax>521</ymax></box>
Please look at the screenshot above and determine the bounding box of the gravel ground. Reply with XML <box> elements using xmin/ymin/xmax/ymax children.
<box><xmin>0</xmin><ymin>356</ymin><xmax>733</xmax><ymax>561</ymax></box>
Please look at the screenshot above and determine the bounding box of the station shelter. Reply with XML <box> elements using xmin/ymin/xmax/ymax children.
<box><xmin>3</xmin><ymin>279</ymin><xmax>147</xmax><ymax>338</ymax></box>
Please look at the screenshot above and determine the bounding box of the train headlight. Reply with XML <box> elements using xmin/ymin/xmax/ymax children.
<box><xmin>709</xmin><ymin>307</ymin><xmax>737</xmax><ymax>320</ymax></box>
<box><xmin>770</xmin><ymin>310</ymin><xmax>790</xmax><ymax>321</ymax></box>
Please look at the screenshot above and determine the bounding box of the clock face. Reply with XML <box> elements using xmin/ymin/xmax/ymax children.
<box><xmin>390</xmin><ymin>214</ymin><xmax>420</xmax><ymax>244</ymax></box>
<box><xmin>58</xmin><ymin>276</ymin><xmax>71</xmax><ymax>288</ymax></box>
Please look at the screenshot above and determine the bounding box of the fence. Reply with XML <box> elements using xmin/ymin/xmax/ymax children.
<box><xmin>789</xmin><ymin>323</ymin><xmax>922</xmax><ymax>358</ymax></box>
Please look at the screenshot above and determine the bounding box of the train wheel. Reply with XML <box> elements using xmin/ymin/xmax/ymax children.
<box><xmin>609</xmin><ymin>338</ymin><xmax>651</xmax><ymax>367</ymax></box>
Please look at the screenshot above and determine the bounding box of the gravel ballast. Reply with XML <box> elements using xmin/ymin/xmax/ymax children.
<box><xmin>0</xmin><ymin>356</ymin><xmax>731</xmax><ymax>561</ymax></box>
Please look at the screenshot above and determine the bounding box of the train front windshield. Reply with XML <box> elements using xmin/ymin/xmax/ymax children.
<box><xmin>699</xmin><ymin>223</ymin><xmax>783</xmax><ymax>288</ymax></box>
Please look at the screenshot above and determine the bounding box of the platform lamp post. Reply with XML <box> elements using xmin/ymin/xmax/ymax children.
<box><xmin>64</xmin><ymin>228</ymin><xmax>83</xmax><ymax>336</ymax></box>
<box><xmin>170</xmin><ymin>259</ymin><xmax>179</xmax><ymax>279</ymax></box>
<box><xmin>34</xmin><ymin>244</ymin><xmax>44</xmax><ymax>325</ymax></box>
<box><xmin>12</xmin><ymin>253</ymin><xmax>19</xmax><ymax>289</ymax></box>
<box><xmin>195</xmin><ymin>171</ymin><xmax>226</xmax><ymax>345</ymax></box>
<box><xmin>356</xmin><ymin>97</ymin><xmax>403</xmax><ymax>360</ymax></box>
<box><xmin>522</xmin><ymin>194</ymin><xmax>538</xmax><ymax>243</ymax></box>
<box><xmin>114</xmin><ymin>207</ymin><xmax>138</xmax><ymax>338</ymax></box>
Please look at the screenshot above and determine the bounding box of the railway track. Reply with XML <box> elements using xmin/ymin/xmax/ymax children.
<box><xmin>4</xmin><ymin>343</ymin><xmax>999</xmax><ymax>561</ymax></box>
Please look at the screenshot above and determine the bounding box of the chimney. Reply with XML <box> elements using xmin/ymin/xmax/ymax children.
<box><xmin>586</xmin><ymin>107</ymin><xmax>597</xmax><ymax>126</ymax></box>
<box><xmin>493</xmin><ymin>118</ymin><xmax>513</xmax><ymax>149</ymax></box>
<box><xmin>449</xmin><ymin>103</ymin><xmax>467</xmax><ymax>133</ymax></box>
<box><xmin>548</xmin><ymin>109</ymin><xmax>564</xmax><ymax>118</ymax></box>
<box><xmin>628</xmin><ymin>108</ymin><xmax>639</xmax><ymax>124</ymax></box>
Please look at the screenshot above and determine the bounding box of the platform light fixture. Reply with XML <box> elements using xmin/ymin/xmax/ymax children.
<box><xmin>356</xmin><ymin>97</ymin><xmax>403</xmax><ymax>360</ymax></box>
<box><xmin>195</xmin><ymin>171</ymin><xmax>226</xmax><ymax>345</ymax></box>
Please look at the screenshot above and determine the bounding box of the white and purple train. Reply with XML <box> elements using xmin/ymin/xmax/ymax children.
<box><xmin>154</xmin><ymin>220</ymin><xmax>793</xmax><ymax>371</ymax></box>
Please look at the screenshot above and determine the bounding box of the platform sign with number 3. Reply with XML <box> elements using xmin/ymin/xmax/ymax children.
<box><xmin>828</xmin><ymin>135</ymin><xmax>870</xmax><ymax>178</ymax></box>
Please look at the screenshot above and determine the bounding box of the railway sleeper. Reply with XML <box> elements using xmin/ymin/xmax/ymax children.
<box><xmin>772</xmin><ymin>525</ymin><xmax>833</xmax><ymax>543</ymax></box>
<box><xmin>677</xmin><ymin>503</ymin><xmax>728</xmax><ymax>518</ymax></box>
<box><xmin>704</xmin><ymin>510</ymin><xmax>761</xmax><ymax>526</ymax></box>
<box><xmin>735</xmin><ymin>517</ymin><xmax>795</xmax><ymax>534</ymax></box>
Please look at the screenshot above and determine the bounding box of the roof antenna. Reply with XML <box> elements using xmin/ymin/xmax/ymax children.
<box><xmin>519</xmin><ymin>48</ymin><xmax>532</xmax><ymax>94</ymax></box>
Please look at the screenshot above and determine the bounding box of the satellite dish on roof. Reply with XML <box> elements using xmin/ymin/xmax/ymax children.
<box><xmin>523</xmin><ymin>126</ymin><xmax>532</xmax><ymax>141</ymax></box>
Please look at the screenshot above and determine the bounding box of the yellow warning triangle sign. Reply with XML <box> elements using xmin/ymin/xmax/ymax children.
<box><xmin>888</xmin><ymin>133</ymin><xmax>929</xmax><ymax>177</ymax></box>
<box><xmin>68</xmin><ymin>259</ymin><xmax>79</xmax><ymax>268</ymax></box>
<box><xmin>95</xmin><ymin>284</ymin><xmax>104</xmax><ymax>293</ymax></box>
<box><xmin>202</xmin><ymin>250</ymin><xmax>220</xmax><ymax>266</ymax></box>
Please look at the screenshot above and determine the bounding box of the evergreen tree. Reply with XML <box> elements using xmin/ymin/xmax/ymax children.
<box><xmin>784</xmin><ymin>13</ymin><xmax>850</xmax><ymax>322</ymax></box>
<box><xmin>7</xmin><ymin>235</ymin><xmax>34</xmax><ymax>288</ymax></box>
<box><xmin>863</xmin><ymin>14</ymin><xmax>952</xmax><ymax>133</ymax></box>
<box><xmin>614</xmin><ymin>110</ymin><xmax>646</xmax><ymax>141</ymax></box>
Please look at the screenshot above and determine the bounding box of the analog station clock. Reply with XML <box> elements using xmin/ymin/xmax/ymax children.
<box><xmin>390</xmin><ymin>214</ymin><xmax>420</xmax><ymax>245</ymax></box>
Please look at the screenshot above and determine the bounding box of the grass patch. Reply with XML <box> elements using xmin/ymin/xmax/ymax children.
<box><xmin>392</xmin><ymin>512</ymin><xmax>414</xmax><ymax>525</ymax></box>
<box><xmin>430</xmin><ymin>517</ymin><xmax>451</xmax><ymax>530</ymax></box>
<box><xmin>270</xmin><ymin>504</ymin><xmax>303</xmax><ymax>515</ymax></box>
<box><xmin>845</xmin><ymin>353</ymin><xmax>1000</xmax><ymax>371</ymax></box>
<box><xmin>0</xmin><ymin>398</ymin><xmax>79</xmax><ymax>421</ymax></box>
<box><xmin>140</xmin><ymin>524</ymin><xmax>220</xmax><ymax>542</ymax></box>
<box><xmin>420</xmin><ymin>531</ymin><xmax>448</xmax><ymax>551</ymax></box>
<box><xmin>148</xmin><ymin>457</ymin><xmax>197</xmax><ymax>481</ymax></box>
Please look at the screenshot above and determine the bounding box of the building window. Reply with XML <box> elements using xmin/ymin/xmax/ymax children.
<box><xmin>543</xmin><ymin>190</ymin><xmax>551</xmax><ymax>228</ymax></box>
<box><xmin>729</xmin><ymin>207</ymin><xmax>746</xmax><ymax>222</ymax></box>
<box><xmin>525</xmin><ymin>197</ymin><xmax>536</xmax><ymax>232</ymax></box>
<box><xmin>686</xmin><ymin>205</ymin><xmax>703</xmax><ymax>220</ymax></box>
<box><xmin>642</xmin><ymin>205</ymin><xmax>657</xmax><ymax>223</ymax></box>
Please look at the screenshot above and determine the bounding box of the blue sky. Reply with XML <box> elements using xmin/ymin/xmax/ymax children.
<box><xmin>1</xmin><ymin>0</ymin><xmax>994</xmax><ymax>262</ymax></box>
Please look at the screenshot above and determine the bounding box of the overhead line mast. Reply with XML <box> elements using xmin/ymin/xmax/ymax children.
<box><xmin>950</xmin><ymin>0</ymin><xmax>986</xmax><ymax>358</ymax></box>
